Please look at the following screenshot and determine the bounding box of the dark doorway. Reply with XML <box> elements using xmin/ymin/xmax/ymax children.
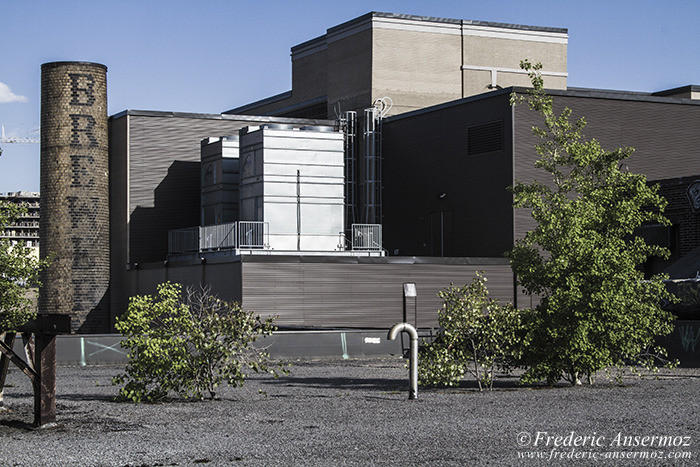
<box><xmin>429</xmin><ymin>211</ymin><xmax>453</xmax><ymax>257</ymax></box>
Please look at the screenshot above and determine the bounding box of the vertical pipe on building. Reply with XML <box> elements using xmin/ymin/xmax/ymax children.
<box><xmin>40</xmin><ymin>62</ymin><xmax>109</xmax><ymax>333</ymax></box>
<box><xmin>460</xmin><ymin>20</ymin><xmax>465</xmax><ymax>98</ymax></box>
<box><xmin>296</xmin><ymin>169</ymin><xmax>301</xmax><ymax>251</ymax></box>
<box><xmin>342</xmin><ymin>111</ymin><xmax>357</xmax><ymax>239</ymax></box>
<box><xmin>511</xmin><ymin>95</ymin><xmax>518</xmax><ymax>310</ymax></box>
<box><xmin>362</xmin><ymin>107</ymin><xmax>381</xmax><ymax>225</ymax></box>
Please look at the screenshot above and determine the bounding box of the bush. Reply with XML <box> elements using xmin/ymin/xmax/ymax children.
<box><xmin>419</xmin><ymin>273</ymin><xmax>525</xmax><ymax>390</ymax></box>
<box><xmin>113</xmin><ymin>282</ymin><xmax>284</xmax><ymax>402</ymax></box>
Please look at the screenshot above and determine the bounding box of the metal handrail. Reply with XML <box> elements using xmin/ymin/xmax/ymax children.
<box><xmin>351</xmin><ymin>224</ymin><xmax>382</xmax><ymax>250</ymax></box>
<box><xmin>169</xmin><ymin>222</ymin><xmax>381</xmax><ymax>255</ymax></box>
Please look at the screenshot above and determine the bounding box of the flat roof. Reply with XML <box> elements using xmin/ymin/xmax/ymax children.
<box><xmin>109</xmin><ymin>109</ymin><xmax>335</xmax><ymax>126</ymax></box>
<box><xmin>223</xmin><ymin>90</ymin><xmax>292</xmax><ymax>115</ymax></box>
<box><xmin>149</xmin><ymin>254</ymin><xmax>511</xmax><ymax>269</ymax></box>
<box><xmin>292</xmin><ymin>11</ymin><xmax>567</xmax><ymax>53</ymax></box>
<box><xmin>385</xmin><ymin>85</ymin><xmax>700</xmax><ymax>123</ymax></box>
<box><xmin>652</xmin><ymin>84</ymin><xmax>700</xmax><ymax>97</ymax></box>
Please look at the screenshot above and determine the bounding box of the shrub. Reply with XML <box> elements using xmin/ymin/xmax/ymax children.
<box><xmin>0</xmin><ymin>200</ymin><xmax>44</xmax><ymax>332</ymax></box>
<box><xmin>113</xmin><ymin>282</ymin><xmax>284</xmax><ymax>402</ymax></box>
<box><xmin>419</xmin><ymin>273</ymin><xmax>525</xmax><ymax>390</ymax></box>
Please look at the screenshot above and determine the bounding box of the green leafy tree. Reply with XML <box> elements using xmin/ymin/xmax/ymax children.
<box><xmin>113</xmin><ymin>282</ymin><xmax>284</xmax><ymax>402</ymax></box>
<box><xmin>419</xmin><ymin>273</ymin><xmax>524</xmax><ymax>390</ymax></box>
<box><xmin>0</xmin><ymin>200</ymin><xmax>43</xmax><ymax>332</ymax></box>
<box><xmin>509</xmin><ymin>60</ymin><xmax>676</xmax><ymax>385</ymax></box>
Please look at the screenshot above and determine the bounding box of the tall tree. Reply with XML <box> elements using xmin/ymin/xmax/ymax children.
<box><xmin>0</xmin><ymin>200</ymin><xmax>43</xmax><ymax>331</ymax></box>
<box><xmin>510</xmin><ymin>61</ymin><xmax>675</xmax><ymax>385</ymax></box>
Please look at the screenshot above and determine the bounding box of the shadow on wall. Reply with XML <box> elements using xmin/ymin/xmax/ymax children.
<box><xmin>77</xmin><ymin>292</ymin><xmax>110</xmax><ymax>334</ymax></box>
<box><xmin>130</xmin><ymin>161</ymin><xmax>201</xmax><ymax>264</ymax></box>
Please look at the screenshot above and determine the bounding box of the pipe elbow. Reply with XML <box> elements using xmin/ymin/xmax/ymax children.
<box><xmin>388</xmin><ymin>322</ymin><xmax>418</xmax><ymax>341</ymax></box>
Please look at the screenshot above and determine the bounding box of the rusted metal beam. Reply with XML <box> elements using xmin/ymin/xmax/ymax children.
<box><xmin>33</xmin><ymin>333</ymin><xmax>57</xmax><ymax>427</ymax></box>
<box><xmin>22</xmin><ymin>332</ymin><xmax>35</xmax><ymax>372</ymax></box>
<box><xmin>0</xmin><ymin>336</ymin><xmax>37</xmax><ymax>382</ymax></box>
<box><xmin>1</xmin><ymin>314</ymin><xmax>70</xmax><ymax>428</ymax></box>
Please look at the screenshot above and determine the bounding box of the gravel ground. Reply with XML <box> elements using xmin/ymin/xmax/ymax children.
<box><xmin>0</xmin><ymin>359</ymin><xmax>698</xmax><ymax>466</ymax></box>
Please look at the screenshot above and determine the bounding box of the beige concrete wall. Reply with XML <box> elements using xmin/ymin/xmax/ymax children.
<box><xmin>231</xmin><ymin>14</ymin><xmax>568</xmax><ymax>118</ymax></box>
<box><xmin>462</xmin><ymin>71</ymin><xmax>566</xmax><ymax>97</ymax></box>
<box><xmin>326</xmin><ymin>29</ymin><xmax>373</xmax><ymax>115</ymax></box>
<box><xmin>462</xmin><ymin>33</ymin><xmax>567</xmax><ymax>95</ymax></box>
<box><xmin>463</xmin><ymin>34</ymin><xmax>567</xmax><ymax>71</ymax></box>
<box><xmin>372</xmin><ymin>27</ymin><xmax>462</xmax><ymax>116</ymax></box>
<box><xmin>292</xmin><ymin>48</ymin><xmax>328</xmax><ymax>103</ymax></box>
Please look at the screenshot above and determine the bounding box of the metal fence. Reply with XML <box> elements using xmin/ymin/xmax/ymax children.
<box><xmin>168</xmin><ymin>221</ymin><xmax>269</xmax><ymax>255</ymax></box>
<box><xmin>168</xmin><ymin>227</ymin><xmax>200</xmax><ymax>255</ymax></box>
<box><xmin>169</xmin><ymin>222</ymin><xmax>379</xmax><ymax>255</ymax></box>
<box><xmin>351</xmin><ymin>224</ymin><xmax>382</xmax><ymax>250</ymax></box>
<box><xmin>238</xmin><ymin>221</ymin><xmax>269</xmax><ymax>249</ymax></box>
<box><xmin>201</xmin><ymin>222</ymin><xmax>237</xmax><ymax>250</ymax></box>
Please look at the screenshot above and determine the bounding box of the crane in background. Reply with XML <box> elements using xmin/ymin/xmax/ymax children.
<box><xmin>1</xmin><ymin>124</ymin><xmax>39</xmax><ymax>144</ymax></box>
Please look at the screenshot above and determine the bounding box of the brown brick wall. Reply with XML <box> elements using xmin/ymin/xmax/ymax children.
<box><xmin>657</xmin><ymin>176</ymin><xmax>700</xmax><ymax>259</ymax></box>
<box><xmin>40</xmin><ymin>62</ymin><xmax>109</xmax><ymax>333</ymax></box>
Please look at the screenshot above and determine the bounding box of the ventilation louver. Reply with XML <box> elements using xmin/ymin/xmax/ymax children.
<box><xmin>467</xmin><ymin>120</ymin><xmax>504</xmax><ymax>155</ymax></box>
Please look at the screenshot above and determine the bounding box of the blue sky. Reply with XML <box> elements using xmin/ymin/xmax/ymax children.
<box><xmin>1</xmin><ymin>0</ymin><xmax>698</xmax><ymax>192</ymax></box>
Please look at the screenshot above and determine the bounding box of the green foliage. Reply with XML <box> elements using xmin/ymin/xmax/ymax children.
<box><xmin>0</xmin><ymin>200</ymin><xmax>43</xmax><ymax>332</ymax></box>
<box><xmin>419</xmin><ymin>273</ymin><xmax>525</xmax><ymax>390</ymax></box>
<box><xmin>509</xmin><ymin>60</ymin><xmax>676</xmax><ymax>385</ymax></box>
<box><xmin>113</xmin><ymin>282</ymin><xmax>284</xmax><ymax>402</ymax></box>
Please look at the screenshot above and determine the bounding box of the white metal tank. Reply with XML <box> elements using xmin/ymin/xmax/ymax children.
<box><xmin>239</xmin><ymin>124</ymin><xmax>344</xmax><ymax>251</ymax></box>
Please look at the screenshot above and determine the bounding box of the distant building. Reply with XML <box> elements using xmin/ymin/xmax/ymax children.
<box><xmin>0</xmin><ymin>191</ymin><xmax>40</xmax><ymax>257</ymax></box>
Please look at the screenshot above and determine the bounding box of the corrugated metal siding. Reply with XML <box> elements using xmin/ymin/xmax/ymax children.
<box><xmin>128</xmin><ymin>116</ymin><xmax>252</xmax><ymax>263</ymax></box>
<box><xmin>382</xmin><ymin>93</ymin><xmax>514</xmax><ymax>258</ymax></box>
<box><xmin>127</xmin><ymin>257</ymin><xmax>513</xmax><ymax>328</ymax></box>
<box><xmin>241</xmin><ymin>258</ymin><xmax>513</xmax><ymax>328</ymax></box>
<box><xmin>127</xmin><ymin>262</ymin><xmax>242</xmax><ymax>305</ymax></box>
<box><xmin>513</xmin><ymin>95</ymin><xmax>700</xmax><ymax>242</ymax></box>
<box><xmin>123</xmin><ymin>114</ymin><xmax>335</xmax><ymax>264</ymax></box>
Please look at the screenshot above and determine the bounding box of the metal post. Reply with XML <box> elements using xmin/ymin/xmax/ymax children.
<box><xmin>33</xmin><ymin>333</ymin><xmax>57</xmax><ymax>428</ymax></box>
<box><xmin>297</xmin><ymin>169</ymin><xmax>301</xmax><ymax>251</ymax></box>
<box><xmin>388</xmin><ymin>322</ymin><xmax>418</xmax><ymax>400</ymax></box>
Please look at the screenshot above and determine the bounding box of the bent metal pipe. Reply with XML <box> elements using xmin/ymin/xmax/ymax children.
<box><xmin>388</xmin><ymin>322</ymin><xmax>418</xmax><ymax>400</ymax></box>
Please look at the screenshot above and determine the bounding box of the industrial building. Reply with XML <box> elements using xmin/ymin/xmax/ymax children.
<box><xmin>225</xmin><ymin>11</ymin><xmax>569</xmax><ymax>118</ymax></box>
<box><xmin>100</xmin><ymin>12</ymin><xmax>700</xmax><ymax>333</ymax></box>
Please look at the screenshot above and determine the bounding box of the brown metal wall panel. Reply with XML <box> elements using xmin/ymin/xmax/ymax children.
<box><xmin>127</xmin><ymin>257</ymin><xmax>513</xmax><ymax>329</ymax></box>
<box><xmin>116</xmin><ymin>113</ymin><xmax>335</xmax><ymax>266</ymax></box>
<box><xmin>131</xmin><ymin>267</ymin><xmax>167</xmax><ymax>298</ymax></box>
<box><xmin>382</xmin><ymin>93</ymin><xmax>514</xmax><ymax>258</ymax></box>
<box><xmin>127</xmin><ymin>262</ymin><xmax>242</xmax><ymax>306</ymax></box>
<box><xmin>241</xmin><ymin>259</ymin><xmax>513</xmax><ymax>328</ymax></box>
<box><xmin>128</xmin><ymin>115</ymin><xmax>247</xmax><ymax>264</ymax></box>
<box><xmin>109</xmin><ymin>112</ymin><xmax>335</xmax><ymax>320</ymax></box>
<box><xmin>513</xmin><ymin>95</ymin><xmax>700</xmax><ymax>242</ymax></box>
